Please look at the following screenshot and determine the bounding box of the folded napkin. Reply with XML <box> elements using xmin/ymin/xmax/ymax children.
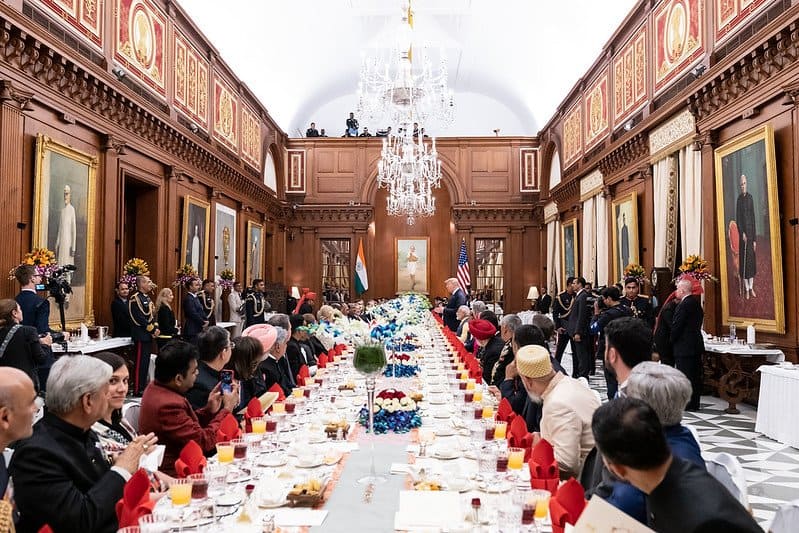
<box><xmin>115</xmin><ymin>468</ymin><xmax>155</xmax><ymax>528</ymax></box>
<box><xmin>267</xmin><ymin>382</ymin><xmax>286</xmax><ymax>402</ymax></box>
<box><xmin>215</xmin><ymin>413</ymin><xmax>242</xmax><ymax>443</ymax></box>
<box><xmin>37</xmin><ymin>526</ymin><xmax>54</xmax><ymax>533</ymax></box>
<box><xmin>317</xmin><ymin>353</ymin><xmax>328</xmax><ymax>368</ymax></box>
<box><xmin>496</xmin><ymin>398</ymin><xmax>516</xmax><ymax>423</ymax></box>
<box><xmin>507</xmin><ymin>415</ymin><xmax>533</xmax><ymax>459</ymax></box>
<box><xmin>243</xmin><ymin>397</ymin><xmax>265</xmax><ymax>433</ymax></box>
<box><xmin>139</xmin><ymin>444</ymin><xmax>165</xmax><ymax>472</ymax></box>
<box><xmin>334</xmin><ymin>344</ymin><xmax>343</xmax><ymax>355</ymax></box>
<box><xmin>550</xmin><ymin>478</ymin><xmax>587</xmax><ymax>533</ymax></box>
<box><xmin>529</xmin><ymin>438</ymin><xmax>559</xmax><ymax>493</ymax></box>
<box><xmin>174</xmin><ymin>440</ymin><xmax>206</xmax><ymax>478</ymax></box>
<box><xmin>296</xmin><ymin>364</ymin><xmax>310</xmax><ymax>386</ymax></box>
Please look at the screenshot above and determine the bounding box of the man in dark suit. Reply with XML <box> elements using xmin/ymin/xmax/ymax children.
<box><xmin>139</xmin><ymin>341</ymin><xmax>237</xmax><ymax>476</ymax></box>
<box><xmin>567</xmin><ymin>277</ymin><xmax>592</xmax><ymax>378</ymax></box>
<box><xmin>10</xmin><ymin>356</ymin><xmax>156</xmax><ymax>533</ymax></box>
<box><xmin>128</xmin><ymin>275</ymin><xmax>159</xmax><ymax>395</ymax></box>
<box><xmin>442</xmin><ymin>277</ymin><xmax>467</xmax><ymax>332</ymax></box>
<box><xmin>551</xmin><ymin>277</ymin><xmax>575</xmax><ymax>363</ymax></box>
<box><xmin>536</xmin><ymin>287</ymin><xmax>552</xmax><ymax>314</ymax></box>
<box><xmin>260</xmin><ymin>330</ymin><xmax>295</xmax><ymax>397</ymax></box>
<box><xmin>670</xmin><ymin>279</ymin><xmax>705</xmax><ymax>411</ymax></box>
<box><xmin>285</xmin><ymin>314</ymin><xmax>317</xmax><ymax>378</ymax></box>
<box><xmin>110</xmin><ymin>280</ymin><xmax>132</xmax><ymax>337</ymax></box>
<box><xmin>0</xmin><ymin>368</ymin><xmax>38</xmax><ymax>501</ymax></box>
<box><xmin>592</xmin><ymin>397</ymin><xmax>761</xmax><ymax>533</ymax></box>
<box><xmin>14</xmin><ymin>265</ymin><xmax>53</xmax><ymax>390</ymax></box>
<box><xmin>183</xmin><ymin>277</ymin><xmax>208</xmax><ymax>345</ymax></box>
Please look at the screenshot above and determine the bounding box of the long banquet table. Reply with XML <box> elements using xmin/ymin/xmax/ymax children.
<box><xmin>149</xmin><ymin>317</ymin><xmax>551</xmax><ymax>532</ymax></box>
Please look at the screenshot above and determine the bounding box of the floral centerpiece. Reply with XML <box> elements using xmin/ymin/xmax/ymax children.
<box><xmin>173</xmin><ymin>264</ymin><xmax>198</xmax><ymax>288</ymax></box>
<box><xmin>622</xmin><ymin>263</ymin><xmax>649</xmax><ymax>285</ymax></box>
<box><xmin>677</xmin><ymin>255</ymin><xmax>718</xmax><ymax>282</ymax></box>
<box><xmin>358</xmin><ymin>389</ymin><xmax>422</xmax><ymax>434</ymax></box>
<box><xmin>8</xmin><ymin>248</ymin><xmax>58</xmax><ymax>280</ymax></box>
<box><xmin>383</xmin><ymin>353</ymin><xmax>421</xmax><ymax>378</ymax></box>
<box><xmin>217</xmin><ymin>268</ymin><xmax>235</xmax><ymax>290</ymax></box>
<box><xmin>120</xmin><ymin>257</ymin><xmax>150</xmax><ymax>286</ymax></box>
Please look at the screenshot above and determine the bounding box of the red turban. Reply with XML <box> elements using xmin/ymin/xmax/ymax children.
<box><xmin>469</xmin><ymin>319</ymin><xmax>496</xmax><ymax>341</ymax></box>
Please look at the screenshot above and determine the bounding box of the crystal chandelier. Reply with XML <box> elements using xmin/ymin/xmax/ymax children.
<box><xmin>357</xmin><ymin>1</ymin><xmax>454</xmax><ymax>129</ymax></box>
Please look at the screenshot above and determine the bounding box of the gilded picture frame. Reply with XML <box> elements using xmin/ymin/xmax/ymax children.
<box><xmin>395</xmin><ymin>237</ymin><xmax>429</xmax><ymax>294</ymax></box>
<box><xmin>213</xmin><ymin>203</ymin><xmax>237</xmax><ymax>278</ymax></box>
<box><xmin>611</xmin><ymin>192</ymin><xmax>640</xmax><ymax>283</ymax></box>
<box><xmin>246</xmin><ymin>220</ymin><xmax>264</xmax><ymax>287</ymax></box>
<box><xmin>181</xmin><ymin>196</ymin><xmax>211</xmax><ymax>280</ymax></box>
<box><xmin>33</xmin><ymin>135</ymin><xmax>97</xmax><ymax>328</ymax></box>
<box><xmin>560</xmin><ymin>219</ymin><xmax>579</xmax><ymax>287</ymax></box>
<box><xmin>714</xmin><ymin>124</ymin><xmax>784</xmax><ymax>333</ymax></box>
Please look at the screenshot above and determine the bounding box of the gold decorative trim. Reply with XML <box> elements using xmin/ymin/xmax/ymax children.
<box><xmin>649</xmin><ymin>109</ymin><xmax>696</xmax><ymax>161</ymax></box>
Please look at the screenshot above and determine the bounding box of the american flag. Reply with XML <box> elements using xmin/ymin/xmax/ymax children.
<box><xmin>457</xmin><ymin>238</ymin><xmax>471</xmax><ymax>290</ymax></box>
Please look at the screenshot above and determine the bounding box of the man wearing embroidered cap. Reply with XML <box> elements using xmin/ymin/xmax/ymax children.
<box><xmin>516</xmin><ymin>344</ymin><xmax>600</xmax><ymax>479</ymax></box>
<box><xmin>469</xmin><ymin>318</ymin><xmax>504</xmax><ymax>384</ymax></box>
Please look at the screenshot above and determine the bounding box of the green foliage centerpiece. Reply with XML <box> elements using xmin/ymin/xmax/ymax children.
<box><xmin>353</xmin><ymin>341</ymin><xmax>388</xmax><ymax>485</ymax></box>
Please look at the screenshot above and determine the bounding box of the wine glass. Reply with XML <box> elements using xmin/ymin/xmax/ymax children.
<box><xmin>353</xmin><ymin>341</ymin><xmax>387</xmax><ymax>485</ymax></box>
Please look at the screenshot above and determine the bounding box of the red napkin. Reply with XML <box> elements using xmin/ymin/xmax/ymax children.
<box><xmin>296</xmin><ymin>365</ymin><xmax>310</xmax><ymax>386</ymax></box>
<box><xmin>267</xmin><ymin>383</ymin><xmax>286</xmax><ymax>401</ymax></box>
<box><xmin>334</xmin><ymin>344</ymin><xmax>343</xmax><ymax>355</ymax></box>
<box><xmin>549</xmin><ymin>478</ymin><xmax>587</xmax><ymax>533</ymax></box>
<box><xmin>38</xmin><ymin>527</ymin><xmax>54</xmax><ymax>533</ymax></box>
<box><xmin>115</xmin><ymin>468</ymin><xmax>156</xmax><ymax>527</ymax></box>
<box><xmin>496</xmin><ymin>398</ymin><xmax>516</xmax><ymax>423</ymax></box>
<box><xmin>244</xmin><ymin>397</ymin><xmax>265</xmax><ymax>433</ymax></box>
<box><xmin>317</xmin><ymin>353</ymin><xmax>328</xmax><ymax>368</ymax></box>
<box><xmin>174</xmin><ymin>440</ymin><xmax>207</xmax><ymax>478</ymax></box>
<box><xmin>507</xmin><ymin>415</ymin><xmax>533</xmax><ymax>459</ymax></box>
<box><xmin>215</xmin><ymin>413</ymin><xmax>242</xmax><ymax>442</ymax></box>
<box><xmin>528</xmin><ymin>439</ymin><xmax>559</xmax><ymax>493</ymax></box>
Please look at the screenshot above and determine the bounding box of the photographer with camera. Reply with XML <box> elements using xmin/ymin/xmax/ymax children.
<box><xmin>589</xmin><ymin>286</ymin><xmax>632</xmax><ymax>399</ymax></box>
<box><xmin>14</xmin><ymin>265</ymin><xmax>54</xmax><ymax>391</ymax></box>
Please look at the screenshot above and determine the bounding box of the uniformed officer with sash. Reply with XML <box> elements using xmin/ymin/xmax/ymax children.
<box><xmin>620</xmin><ymin>276</ymin><xmax>654</xmax><ymax>327</ymax></box>
<box><xmin>128</xmin><ymin>275</ymin><xmax>159</xmax><ymax>395</ymax></box>
<box><xmin>200</xmin><ymin>279</ymin><xmax>217</xmax><ymax>327</ymax></box>
<box><xmin>245</xmin><ymin>278</ymin><xmax>268</xmax><ymax>327</ymax></box>
<box><xmin>551</xmin><ymin>277</ymin><xmax>576</xmax><ymax>363</ymax></box>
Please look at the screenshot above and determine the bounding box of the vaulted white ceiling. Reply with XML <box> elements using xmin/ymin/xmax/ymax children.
<box><xmin>180</xmin><ymin>0</ymin><xmax>638</xmax><ymax>137</ymax></box>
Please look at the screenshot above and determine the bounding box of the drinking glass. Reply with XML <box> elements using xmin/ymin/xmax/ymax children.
<box><xmin>232</xmin><ymin>438</ymin><xmax>248</xmax><ymax>460</ymax></box>
<box><xmin>482</xmin><ymin>404</ymin><xmax>495</xmax><ymax>419</ymax></box>
<box><xmin>508</xmin><ymin>447</ymin><xmax>525</xmax><ymax>472</ymax></box>
<box><xmin>204</xmin><ymin>464</ymin><xmax>228</xmax><ymax>497</ymax></box>
<box><xmin>418</xmin><ymin>428</ymin><xmax>436</xmax><ymax>457</ymax></box>
<box><xmin>494</xmin><ymin>420</ymin><xmax>508</xmax><ymax>439</ymax></box>
<box><xmin>168</xmin><ymin>478</ymin><xmax>193</xmax><ymax>507</ymax></box>
<box><xmin>138</xmin><ymin>514</ymin><xmax>170</xmax><ymax>533</ymax></box>
<box><xmin>216</xmin><ymin>441</ymin><xmax>234</xmax><ymax>464</ymax></box>
<box><xmin>188</xmin><ymin>473</ymin><xmax>209</xmax><ymax>500</ymax></box>
<box><xmin>250</xmin><ymin>417</ymin><xmax>266</xmax><ymax>434</ymax></box>
<box><xmin>530</xmin><ymin>489</ymin><xmax>551</xmax><ymax>521</ymax></box>
<box><xmin>272</xmin><ymin>402</ymin><xmax>286</xmax><ymax>415</ymax></box>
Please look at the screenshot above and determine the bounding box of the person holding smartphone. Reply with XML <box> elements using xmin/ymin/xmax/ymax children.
<box><xmin>187</xmin><ymin>326</ymin><xmax>236</xmax><ymax>410</ymax></box>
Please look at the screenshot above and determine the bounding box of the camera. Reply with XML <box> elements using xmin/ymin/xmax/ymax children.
<box><xmin>45</xmin><ymin>264</ymin><xmax>76</xmax><ymax>304</ymax></box>
<box><xmin>585</xmin><ymin>286</ymin><xmax>608</xmax><ymax>310</ymax></box>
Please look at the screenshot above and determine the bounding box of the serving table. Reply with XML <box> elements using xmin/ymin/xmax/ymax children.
<box><xmin>51</xmin><ymin>336</ymin><xmax>133</xmax><ymax>354</ymax></box>
<box><xmin>702</xmin><ymin>341</ymin><xmax>784</xmax><ymax>414</ymax></box>
<box><xmin>755</xmin><ymin>365</ymin><xmax>799</xmax><ymax>449</ymax></box>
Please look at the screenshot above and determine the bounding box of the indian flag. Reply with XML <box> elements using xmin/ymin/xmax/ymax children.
<box><xmin>355</xmin><ymin>238</ymin><xmax>369</xmax><ymax>294</ymax></box>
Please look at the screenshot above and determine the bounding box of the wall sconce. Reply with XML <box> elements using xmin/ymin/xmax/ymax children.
<box><xmin>290</xmin><ymin>286</ymin><xmax>301</xmax><ymax>299</ymax></box>
<box><xmin>111</xmin><ymin>66</ymin><xmax>126</xmax><ymax>80</ymax></box>
<box><xmin>692</xmin><ymin>65</ymin><xmax>706</xmax><ymax>78</ymax></box>
<box><xmin>526</xmin><ymin>286</ymin><xmax>540</xmax><ymax>300</ymax></box>
<box><xmin>623</xmin><ymin>120</ymin><xmax>634</xmax><ymax>132</ymax></box>
<box><xmin>188</xmin><ymin>122</ymin><xmax>199</xmax><ymax>133</ymax></box>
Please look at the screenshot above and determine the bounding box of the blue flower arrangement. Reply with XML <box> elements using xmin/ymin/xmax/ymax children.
<box><xmin>383</xmin><ymin>363</ymin><xmax>421</xmax><ymax>378</ymax></box>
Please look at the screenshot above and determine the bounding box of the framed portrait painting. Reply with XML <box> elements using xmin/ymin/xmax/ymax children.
<box><xmin>561</xmin><ymin>219</ymin><xmax>579</xmax><ymax>287</ymax></box>
<box><xmin>213</xmin><ymin>203</ymin><xmax>236</xmax><ymax>277</ymax></box>
<box><xmin>395</xmin><ymin>238</ymin><xmax>429</xmax><ymax>294</ymax></box>
<box><xmin>33</xmin><ymin>135</ymin><xmax>97</xmax><ymax>328</ymax></box>
<box><xmin>246</xmin><ymin>220</ymin><xmax>264</xmax><ymax>287</ymax></box>
<box><xmin>714</xmin><ymin>124</ymin><xmax>784</xmax><ymax>333</ymax></box>
<box><xmin>181</xmin><ymin>196</ymin><xmax>210</xmax><ymax>280</ymax></box>
<box><xmin>611</xmin><ymin>192</ymin><xmax>640</xmax><ymax>283</ymax></box>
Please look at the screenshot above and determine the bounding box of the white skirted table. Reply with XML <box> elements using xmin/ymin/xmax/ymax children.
<box><xmin>756</xmin><ymin>365</ymin><xmax>799</xmax><ymax>449</ymax></box>
<box><xmin>51</xmin><ymin>336</ymin><xmax>133</xmax><ymax>354</ymax></box>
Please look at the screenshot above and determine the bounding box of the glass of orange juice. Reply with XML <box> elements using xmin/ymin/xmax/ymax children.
<box><xmin>169</xmin><ymin>478</ymin><xmax>193</xmax><ymax>507</ymax></box>
<box><xmin>508</xmin><ymin>447</ymin><xmax>525</xmax><ymax>471</ymax></box>
<box><xmin>494</xmin><ymin>420</ymin><xmax>507</xmax><ymax>439</ymax></box>
<box><xmin>473</xmin><ymin>389</ymin><xmax>483</xmax><ymax>402</ymax></box>
<box><xmin>292</xmin><ymin>388</ymin><xmax>304</xmax><ymax>398</ymax></box>
<box><xmin>482</xmin><ymin>405</ymin><xmax>494</xmax><ymax>419</ymax></box>
<box><xmin>272</xmin><ymin>402</ymin><xmax>286</xmax><ymax>414</ymax></box>
<box><xmin>530</xmin><ymin>489</ymin><xmax>551</xmax><ymax>520</ymax></box>
<box><xmin>216</xmin><ymin>441</ymin><xmax>234</xmax><ymax>464</ymax></box>
<box><xmin>250</xmin><ymin>416</ymin><xmax>266</xmax><ymax>434</ymax></box>
<box><xmin>466</xmin><ymin>379</ymin><xmax>476</xmax><ymax>391</ymax></box>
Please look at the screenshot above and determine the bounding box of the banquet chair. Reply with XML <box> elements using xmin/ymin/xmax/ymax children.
<box><xmin>705</xmin><ymin>452</ymin><xmax>751</xmax><ymax>511</ymax></box>
<box><xmin>123</xmin><ymin>402</ymin><xmax>141</xmax><ymax>433</ymax></box>
<box><xmin>768</xmin><ymin>499</ymin><xmax>799</xmax><ymax>533</ymax></box>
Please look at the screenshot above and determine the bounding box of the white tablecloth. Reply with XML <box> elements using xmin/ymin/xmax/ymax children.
<box><xmin>756</xmin><ymin>365</ymin><xmax>799</xmax><ymax>448</ymax></box>
<box><xmin>51</xmin><ymin>337</ymin><xmax>133</xmax><ymax>354</ymax></box>
<box><xmin>704</xmin><ymin>342</ymin><xmax>785</xmax><ymax>363</ymax></box>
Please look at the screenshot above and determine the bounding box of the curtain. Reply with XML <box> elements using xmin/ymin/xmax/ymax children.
<box><xmin>679</xmin><ymin>147</ymin><xmax>703</xmax><ymax>257</ymax></box>
<box><xmin>653</xmin><ymin>155</ymin><xmax>678</xmax><ymax>267</ymax></box>
<box><xmin>595</xmin><ymin>193</ymin><xmax>608</xmax><ymax>286</ymax></box>
<box><xmin>547</xmin><ymin>220</ymin><xmax>561</xmax><ymax>294</ymax></box>
<box><xmin>582</xmin><ymin>196</ymin><xmax>596</xmax><ymax>284</ymax></box>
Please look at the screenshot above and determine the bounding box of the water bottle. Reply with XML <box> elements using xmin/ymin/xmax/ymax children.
<box><xmin>729</xmin><ymin>323</ymin><xmax>736</xmax><ymax>343</ymax></box>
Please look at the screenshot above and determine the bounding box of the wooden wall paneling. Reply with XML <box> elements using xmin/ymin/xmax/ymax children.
<box><xmin>0</xmin><ymin>90</ymin><xmax>26</xmax><ymax>297</ymax></box>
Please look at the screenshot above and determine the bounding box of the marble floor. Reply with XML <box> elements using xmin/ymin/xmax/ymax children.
<box><xmin>561</xmin><ymin>353</ymin><xmax>799</xmax><ymax>529</ymax></box>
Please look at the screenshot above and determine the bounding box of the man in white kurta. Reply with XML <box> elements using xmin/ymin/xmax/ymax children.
<box><xmin>55</xmin><ymin>185</ymin><xmax>77</xmax><ymax>283</ymax></box>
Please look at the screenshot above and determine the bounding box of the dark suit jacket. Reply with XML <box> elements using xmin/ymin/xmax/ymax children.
<box><xmin>537</xmin><ymin>294</ymin><xmax>552</xmax><ymax>314</ymax></box>
<box><xmin>10</xmin><ymin>413</ymin><xmax>126</xmax><ymax>533</ymax></box>
<box><xmin>443</xmin><ymin>288</ymin><xmax>467</xmax><ymax>332</ymax></box>
<box><xmin>182</xmin><ymin>293</ymin><xmax>206</xmax><ymax>340</ymax></box>
<box><xmin>286</xmin><ymin>338</ymin><xmax>316</xmax><ymax>378</ymax></box>
<box><xmin>157</xmin><ymin>305</ymin><xmax>178</xmax><ymax>337</ymax></box>
<box><xmin>648</xmin><ymin>457</ymin><xmax>761</xmax><ymax>533</ymax></box>
<box><xmin>670</xmin><ymin>295</ymin><xmax>704</xmax><ymax>360</ymax></box>
<box><xmin>478</xmin><ymin>335</ymin><xmax>505</xmax><ymax>385</ymax></box>
<box><xmin>654</xmin><ymin>299</ymin><xmax>677</xmax><ymax>365</ymax></box>
<box><xmin>186</xmin><ymin>361</ymin><xmax>220</xmax><ymax>410</ymax></box>
<box><xmin>0</xmin><ymin>324</ymin><xmax>46</xmax><ymax>390</ymax></box>
<box><xmin>259</xmin><ymin>356</ymin><xmax>294</xmax><ymax>397</ymax></box>
<box><xmin>16</xmin><ymin>290</ymin><xmax>50</xmax><ymax>334</ymax></box>
<box><xmin>139</xmin><ymin>381</ymin><xmax>231</xmax><ymax>476</ymax></box>
<box><xmin>110</xmin><ymin>297</ymin><xmax>131</xmax><ymax>337</ymax></box>
<box><xmin>567</xmin><ymin>290</ymin><xmax>591</xmax><ymax>338</ymax></box>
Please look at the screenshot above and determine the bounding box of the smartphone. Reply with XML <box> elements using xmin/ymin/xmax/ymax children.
<box><xmin>220</xmin><ymin>370</ymin><xmax>234</xmax><ymax>395</ymax></box>
<box><xmin>35</xmin><ymin>283</ymin><xmax>46</xmax><ymax>291</ymax></box>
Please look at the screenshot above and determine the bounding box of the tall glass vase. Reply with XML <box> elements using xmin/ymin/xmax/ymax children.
<box><xmin>354</xmin><ymin>342</ymin><xmax>388</xmax><ymax>485</ymax></box>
